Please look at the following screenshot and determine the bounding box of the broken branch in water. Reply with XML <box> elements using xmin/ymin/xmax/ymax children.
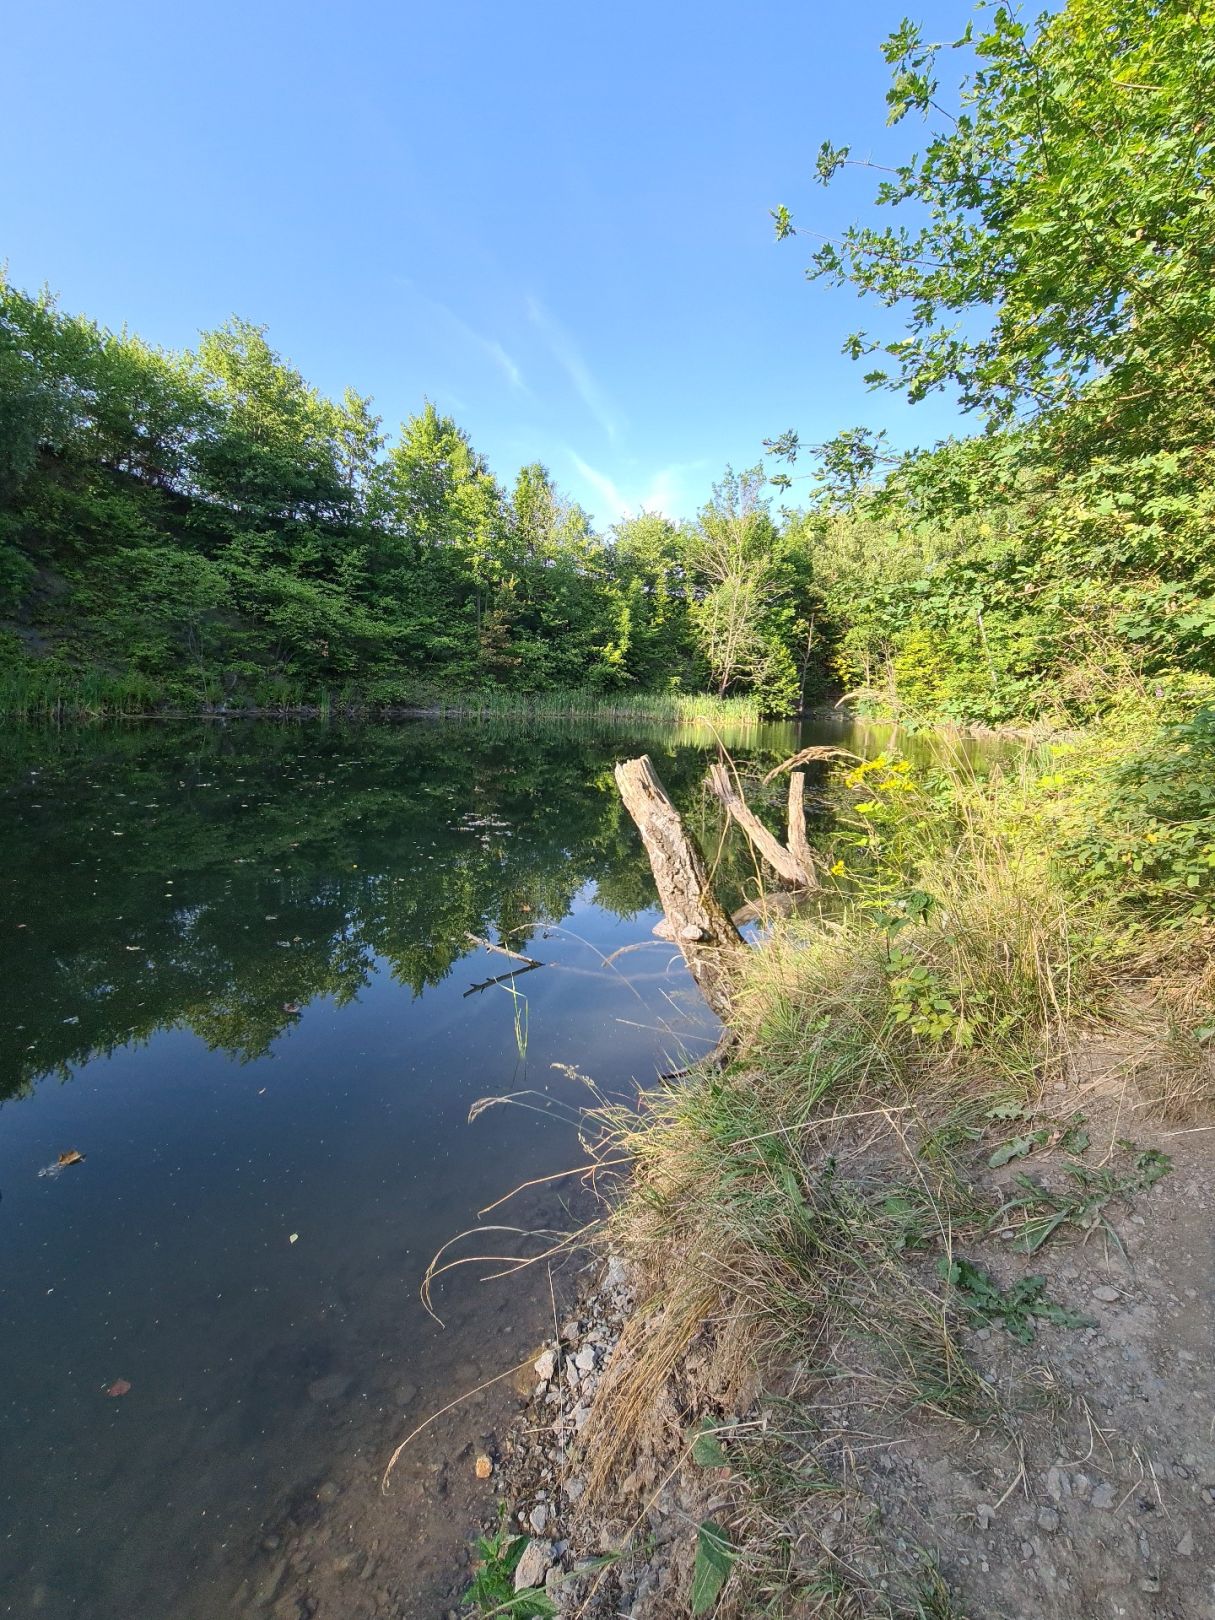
<box><xmin>465</xmin><ymin>932</ymin><xmax>542</xmax><ymax>967</ymax></box>
<box><xmin>462</xmin><ymin>960</ymin><xmax>543</xmax><ymax>997</ymax></box>
<box><xmin>761</xmin><ymin>743</ymin><xmax>860</xmax><ymax>784</ymax></box>
<box><xmin>708</xmin><ymin>759</ymin><xmax>814</xmax><ymax>888</ymax></box>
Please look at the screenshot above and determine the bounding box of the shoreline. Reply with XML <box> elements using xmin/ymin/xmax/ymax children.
<box><xmin>457</xmin><ymin>697</ymin><xmax>1214</xmax><ymax>1616</ymax></box>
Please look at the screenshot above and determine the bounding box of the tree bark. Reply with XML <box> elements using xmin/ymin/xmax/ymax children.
<box><xmin>708</xmin><ymin>761</ymin><xmax>811</xmax><ymax>888</ymax></box>
<box><xmin>614</xmin><ymin>755</ymin><xmax>744</xmax><ymax>1018</ymax></box>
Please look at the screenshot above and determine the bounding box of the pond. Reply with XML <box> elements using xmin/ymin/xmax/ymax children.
<box><xmin>0</xmin><ymin>713</ymin><xmax>869</xmax><ymax>1620</ymax></box>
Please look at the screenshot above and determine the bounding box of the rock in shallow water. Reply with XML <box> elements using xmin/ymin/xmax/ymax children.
<box><xmin>534</xmin><ymin>1349</ymin><xmax>557</xmax><ymax>1383</ymax></box>
<box><xmin>307</xmin><ymin>1373</ymin><xmax>351</xmax><ymax>1403</ymax></box>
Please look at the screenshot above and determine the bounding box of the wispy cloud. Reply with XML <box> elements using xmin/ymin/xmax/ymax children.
<box><xmin>528</xmin><ymin>296</ymin><xmax>620</xmax><ymax>441</ymax></box>
<box><xmin>400</xmin><ymin>280</ymin><xmax>529</xmax><ymax>394</ymax></box>
<box><xmin>566</xmin><ymin>450</ymin><xmax>627</xmax><ymax>520</ymax></box>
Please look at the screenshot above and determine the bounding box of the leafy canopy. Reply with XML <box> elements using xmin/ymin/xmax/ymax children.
<box><xmin>778</xmin><ymin>0</ymin><xmax>1215</xmax><ymax>453</ymax></box>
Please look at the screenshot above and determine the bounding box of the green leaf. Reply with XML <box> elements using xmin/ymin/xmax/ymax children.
<box><xmin>989</xmin><ymin>1133</ymin><xmax>1037</xmax><ymax>1168</ymax></box>
<box><xmin>691</xmin><ymin>1520</ymin><xmax>734</xmax><ymax>1613</ymax></box>
<box><xmin>691</xmin><ymin>1420</ymin><xmax>729</xmax><ymax>1468</ymax></box>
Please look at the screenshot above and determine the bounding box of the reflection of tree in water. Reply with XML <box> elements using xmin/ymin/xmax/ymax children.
<box><xmin>0</xmin><ymin>720</ymin><xmax>804</xmax><ymax>1099</ymax></box>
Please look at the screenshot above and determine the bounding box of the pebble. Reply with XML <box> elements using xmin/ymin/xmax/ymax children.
<box><xmin>306</xmin><ymin>1373</ymin><xmax>351</xmax><ymax>1403</ymax></box>
<box><xmin>1176</xmin><ymin>1530</ymin><xmax>1194</xmax><ymax>1556</ymax></box>
<box><xmin>573</xmin><ymin>1346</ymin><xmax>597</xmax><ymax>1374</ymax></box>
<box><xmin>315</xmin><ymin>1481</ymin><xmax>340</xmax><ymax>1504</ymax></box>
<box><xmin>1090</xmin><ymin>1483</ymin><xmax>1115</xmax><ymax>1510</ymax></box>
<box><xmin>529</xmin><ymin>1504</ymin><xmax>548</xmax><ymax>1535</ymax></box>
<box><xmin>1037</xmin><ymin>1508</ymin><xmax>1060</xmax><ymax>1533</ymax></box>
<box><xmin>976</xmin><ymin>1504</ymin><xmax>996</xmax><ymax>1530</ymax></box>
<box><xmin>1091</xmin><ymin>1285</ymin><xmax>1121</xmax><ymax>1303</ymax></box>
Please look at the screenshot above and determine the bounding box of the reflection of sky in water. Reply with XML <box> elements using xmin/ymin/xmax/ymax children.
<box><xmin>0</xmin><ymin>716</ymin><xmax>878</xmax><ymax>1619</ymax></box>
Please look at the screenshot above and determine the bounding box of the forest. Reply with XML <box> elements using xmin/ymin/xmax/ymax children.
<box><xmin>2</xmin><ymin>0</ymin><xmax>1213</xmax><ymax>731</ymax></box>
<box><xmin>0</xmin><ymin>289</ymin><xmax>817</xmax><ymax>716</ymax></box>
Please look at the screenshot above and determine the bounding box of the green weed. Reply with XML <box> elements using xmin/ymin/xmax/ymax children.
<box><xmin>464</xmin><ymin>1513</ymin><xmax>556</xmax><ymax>1618</ymax></box>
<box><xmin>939</xmin><ymin>1258</ymin><xmax>1093</xmax><ymax>1344</ymax></box>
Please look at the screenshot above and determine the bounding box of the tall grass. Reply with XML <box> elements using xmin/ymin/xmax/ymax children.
<box><xmin>0</xmin><ymin>669</ymin><xmax>770</xmax><ymax>727</ymax></box>
<box><xmin>418</xmin><ymin>688</ymin><xmax>767</xmax><ymax>726</ymax></box>
<box><xmin>0</xmin><ymin>665</ymin><xmax>162</xmax><ymax>721</ymax></box>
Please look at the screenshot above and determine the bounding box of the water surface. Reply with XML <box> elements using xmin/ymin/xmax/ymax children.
<box><xmin>1</xmin><ymin>716</ymin><xmax>857</xmax><ymax>1618</ymax></box>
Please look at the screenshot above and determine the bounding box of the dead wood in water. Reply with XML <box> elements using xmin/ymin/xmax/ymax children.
<box><xmin>761</xmin><ymin>743</ymin><xmax>860</xmax><ymax>784</ymax></box>
<box><xmin>462</xmin><ymin>961</ymin><xmax>543</xmax><ymax>998</ymax></box>
<box><xmin>708</xmin><ymin>760</ymin><xmax>813</xmax><ymax>888</ymax></box>
<box><xmin>614</xmin><ymin>755</ymin><xmax>744</xmax><ymax>1018</ymax></box>
<box><xmin>465</xmin><ymin>932</ymin><xmax>542</xmax><ymax>967</ymax></box>
<box><xmin>786</xmin><ymin>770</ymin><xmax>818</xmax><ymax>887</ymax></box>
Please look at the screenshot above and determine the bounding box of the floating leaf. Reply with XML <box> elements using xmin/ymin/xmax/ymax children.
<box><xmin>58</xmin><ymin>1150</ymin><xmax>85</xmax><ymax>1168</ymax></box>
<box><xmin>106</xmin><ymin>1379</ymin><xmax>132</xmax><ymax>1397</ymax></box>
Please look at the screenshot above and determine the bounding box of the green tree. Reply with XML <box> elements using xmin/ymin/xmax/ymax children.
<box><xmin>684</xmin><ymin>468</ymin><xmax>811</xmax><ymax>709</ymax></box>
<box><xmin>779</xmin><ymin>0</ymin><xmax>1215</xmax><ymax>454</ymax></box>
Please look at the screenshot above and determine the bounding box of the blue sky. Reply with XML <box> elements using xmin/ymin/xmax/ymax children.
<box><xmin>3</xmin><ymin>0</ymin><xmax>971</xmax><ymax>527</ymax></box>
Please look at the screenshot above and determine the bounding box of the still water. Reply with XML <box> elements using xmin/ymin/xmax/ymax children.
<box><xmin>0</xmin><ymin>716</ymin><xmax>859</xmax><ymax>1619</ymax></box>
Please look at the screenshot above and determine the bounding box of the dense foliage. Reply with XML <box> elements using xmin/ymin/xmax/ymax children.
<box><xmin>0</xmin><ymin>285</ymin><xmax>818</xmax><ymax>715</ymax></box>
<box><xmin>770</xmin><ymin>0</ymin><xmax>1215</xmax><ymax>727</ymax></box>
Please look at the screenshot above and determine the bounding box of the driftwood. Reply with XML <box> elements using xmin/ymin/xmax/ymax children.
<box><xmin>465</xmin><ymin>933</ymin><xmax>542</xmax><ymax>968</ymax></box>
<box><xmin>614</xmin><ymin>755</ymin><xmax>744</xmax><ymax>1017</ymax></box>
<box><xmin>708</xmin><ymin>761</ymin><xmax>813</xmax><ymax>888</ymax></box>
<box><xmin>463</xmin><ymin>961</ymin><xmax>543</xmax><ymax>998</ymax></box>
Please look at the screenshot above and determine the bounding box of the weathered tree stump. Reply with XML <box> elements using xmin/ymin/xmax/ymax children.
<box><xmin>614</xmin><ymin>755</ymin><xmax>744</xmax><ymax>1017</ymax></box>
<box><xmin>708</xmin><ymin>761</ymin><xmax>812</xmax><ymax>888</ymax></box>
<box><xmin>786</xmin><ymin>770</ymin><xmax>817</xmax><ymax>887</ymax></box>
